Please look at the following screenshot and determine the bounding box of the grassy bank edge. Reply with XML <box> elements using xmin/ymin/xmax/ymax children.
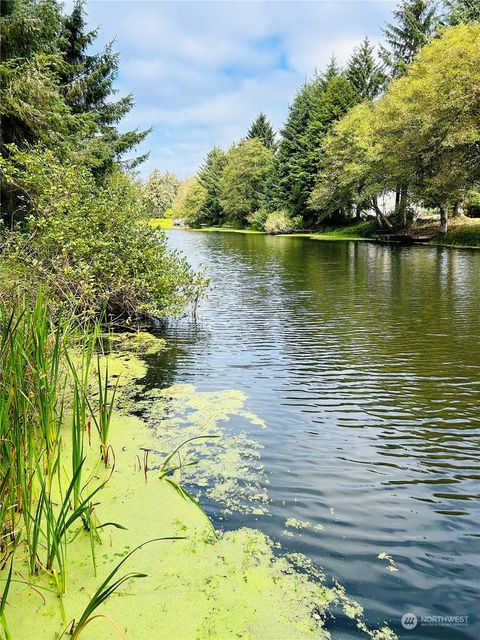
<box><xmin>183</xmin><ymin>221</ymin><xmax>480</xmax><ymax>249</ymax></box>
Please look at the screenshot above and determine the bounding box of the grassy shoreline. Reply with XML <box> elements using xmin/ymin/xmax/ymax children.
<box><xmin>183</xmin><ymin>220</ymin><xmax>480</xmax><ymax>249</ymax></box>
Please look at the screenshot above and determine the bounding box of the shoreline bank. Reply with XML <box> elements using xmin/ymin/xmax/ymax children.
<box><xmin>179</xmin><ymin>222</ymin><xmax>480</xmax><ymax>250</ymax></box>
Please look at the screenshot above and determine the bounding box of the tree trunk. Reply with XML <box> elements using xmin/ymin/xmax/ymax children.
<box><xmin>439</xmin><ymin>206</ymin><xmax>448</xmax><ymax>234</ymax></box>
<box><xmin>451</xmin><ymin>200</ymin><xmax>462</xmax><ymax>218</ymax></box>
<box><xmin>394</xmin><ymin>184</ymin><xmax>408</xmax><ymax>228</ymax></box>
<box><xmin>355</xmin><ymin>204</ymin><xmax>362</xmax><ymax>221</ymax></box>
<box><xmin>395</xmin><ymin>184</ymin><xmax>400</xmax><ymax>208</ymax></box>
<box><xmin>372</xmin><ymin>196</ymin><xmax>393</xmax><ymax>230</ymax></box>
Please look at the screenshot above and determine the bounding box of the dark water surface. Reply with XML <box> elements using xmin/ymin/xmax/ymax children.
<box><xmin>152</xmin><ymin>231</ymin><xmax>480</xmax><ymax>639</ymax></box>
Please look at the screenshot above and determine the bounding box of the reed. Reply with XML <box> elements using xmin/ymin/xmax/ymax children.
<box><xmin>84</xmin><ymin>353</ymin><xmax>119</xmax><ymax>467</ymax></box>
<box><xmin>0</xmin><ymin>293</ymin><xmax>113</xmax><ymax>595</ymax></box>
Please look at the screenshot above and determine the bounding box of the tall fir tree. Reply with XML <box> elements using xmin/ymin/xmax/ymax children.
<box><xmin>347</xmin><ymin>37</ymin><xmax>386</xmax><ymax>100</ymax></box>
<box><xmin>197</xmin><ymin>147</ymin><xmax>228</xmax><ymax>225</ymax></box>
<box><xmin>276</xmin><ymin>67</ymin><xmax>357</xmax><ymax>222</ymax></box>
<box><xmin>59</xmin><ymin>0</ymin><xmax>150</xmax><ymax>175</ymax></box>
<box><xmin>246</xmin><ymin>113</ymin><xmax>276</xmax><ymax>149</ymax></box>
<box><xmin>322</xmin><ymin>55</ymin><xmax>342</xmax><ymax>86</ymax></box>
<box><xmin>380</xmin><ymin>0</ymin><xmax>438</xmax><ymax>77</ymax></box>
<box><xmin>0</xmin><ymin>0</ymin><xmax>63</xmax><ymax>62</ymax></box>
<box><xmin>275</xmin><ymin>79</ymin><xmax>323</xmax><ymax>217</ymax></box>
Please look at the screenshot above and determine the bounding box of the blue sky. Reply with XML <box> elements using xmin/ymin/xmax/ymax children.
<box><xmin>75</xmin><ymin>1</ymin><xmax>396</xmax><ymax>179</ymax></box>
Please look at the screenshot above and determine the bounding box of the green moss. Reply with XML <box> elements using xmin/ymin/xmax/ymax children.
<box><xmin>285</xmin><ymin>518</ymin><xmax>325</xmax><ymax>532</ymax></box>
<box><xmin>124</xmin><ymin>383</ymin><xmax>269</xmax><ymax>514</ymax></box>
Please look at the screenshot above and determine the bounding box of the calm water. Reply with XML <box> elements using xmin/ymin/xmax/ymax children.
<box><xmin>151</xmin><ymin>231</ymin><xmax>480</xmax><ymax>639</ymax></box>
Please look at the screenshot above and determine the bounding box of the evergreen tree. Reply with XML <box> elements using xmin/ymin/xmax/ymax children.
<box><xmin>276</xmin><ymin>68</ymin><xmax>357</xmax><ymax>221</ymax></box>
<box><xmin>59</xmin><ymin>0</ymin><xmax>150</xmax><ymax>174</ymax></box>
<box><xmin>444</xmin><ymin>0</ymin><xmax>480</xmax><ymax>24</ymax></box>
<box><xmin>0</xmin><ymin>0</ymin><xmax>63</xmax><ymax>62</ymax></box>
<box><xmin>275</xmin><ymin>79</ymin><xmax>323</xmax><ymax>216</ymax></box>
<box><xmin>380</xmin><ymin>0</ymin><xmax>438</xmax><ymax>77</ymax></box>
<box><xmin>347</xmin><ymin>37</ymin><xmax>386</xmax><ymax>100</ymax></box>
<box><xmin>322</xmin><ymin>55</ymin><xmax>342</xmax><ymax>86</ymax></box>
<box><xmin>246</xmin><ymin>113</ymin><xmax>276</xmax><ymax>149</ymax></box>
<box><xmin>197</xmin><ymin>147</ymin><xmax>228</xmax><ymax>225</ymax></box>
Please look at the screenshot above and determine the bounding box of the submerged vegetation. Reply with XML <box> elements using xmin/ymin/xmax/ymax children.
<box><xmin>162</xmin><ymin>0</ymin><xmax>480</xmax><ymax>239</ymax></box>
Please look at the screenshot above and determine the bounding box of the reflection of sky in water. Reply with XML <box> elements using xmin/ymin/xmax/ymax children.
<box><xmin>142</xmin><ymin>231</ymin><xmax>480</xmax><ymax>640</ymax></box>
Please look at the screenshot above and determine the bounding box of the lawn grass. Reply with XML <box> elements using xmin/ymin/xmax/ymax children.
<box><xmin>190</xmin><ymin>226</ymin><xmax>266</xmax><ymax>234</ymax></box>
<box><xmin>149</xmin><ymin>217</ymin><xmax>173</xmax><ymax>230</ymax></box>
<box><xmin>432</xmin><ymin>222</ymin><xmax>480</xmax><ymax>248</ymax></box>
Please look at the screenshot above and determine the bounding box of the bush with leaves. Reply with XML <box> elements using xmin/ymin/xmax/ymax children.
<box><xmin>219</xmin><ymin>139</ymin><xmax>274</xmax><ymax>228</ymax></box>
<box><xmin>142</xmin><ymin>170</ymin><xmax>180</xmax><ymax>217</ymax></box>
<box><xmin>247</xmin><ymin>209</ymin><xmax>269</xmax><ymax>231</ymax></box>
<box><xmin>264</xmin><ymin>210</ymin><xmax>302</xmax><ymax>234</ymax></box>
<box><xmin>170</xmin><ymin>177</ymin><xmax>208</xmax><ymax>227</ymax></box>
<box><xmin>0</xmin><ymin>147</ymin><xmax>206</xmax><ymax>321</ymax></box>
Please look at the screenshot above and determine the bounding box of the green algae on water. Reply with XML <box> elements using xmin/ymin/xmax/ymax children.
<box><xmin>7</xmin><ymin>336</ymin><xmax>398</xmax><ymax>640</ymax></box>
<box><xmin>285</xmin><ymin>518</ymin><xmax>325</xmax><ymax>533</ymax></box>
<box><xmin>123</xmin><ymin>383</ymin><xmax>270</xmax><ymax>515</ymax></box>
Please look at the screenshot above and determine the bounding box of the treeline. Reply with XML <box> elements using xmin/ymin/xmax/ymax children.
<box><xmin>0</xmin><ymin>0</ymin><xmax>205</xmax><ymax>321</ymax></box>
<box><xmin>152</xmin><ymin>0</ymin><xmax>480</xmax><ymax>234</ymax></box>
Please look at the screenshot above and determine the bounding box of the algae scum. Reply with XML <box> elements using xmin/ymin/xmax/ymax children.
<box><xmin>9</xmin><ymin>333</ymin><xmax>396</xmax><ymax>640</ymax></box>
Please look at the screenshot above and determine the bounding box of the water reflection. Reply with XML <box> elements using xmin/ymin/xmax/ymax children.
<box><xmin>147</xmin><ymin>231</ymin><xmax>480</xmax><ymax>640</ymax></box>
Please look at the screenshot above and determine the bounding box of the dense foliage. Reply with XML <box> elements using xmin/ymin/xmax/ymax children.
<box><xmin>170</xmin><ymin>0</ymin><xmax>479</xmax><ymax>235</ymax></box>
<box><xmin>143</xmin><ymin>170</ymin><xmax>180</xmax><ymax>216</ymax></box>
<box><xmin>219</xmin><ymin>139</ymin><xmax>275</xmax><ymax>227</ymax></box>
<box><xmin>0</xmin><ymin>0</ymin><xmax>205</xmax><ymax>321</ymax></box>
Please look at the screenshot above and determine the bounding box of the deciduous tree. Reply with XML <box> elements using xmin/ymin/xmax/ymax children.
<box><xmin>219</xmin><ymin>139</ymin><xmax>274</xmax><ymax>227</ymax></box>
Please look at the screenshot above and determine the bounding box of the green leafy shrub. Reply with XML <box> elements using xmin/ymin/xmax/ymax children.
<box><xmin>0</xmin><ymin>147</ymin><xmax>206</xmax><ymax>321</ymax></box>
<box><xmin>264</xmin><ymin>210</ymin><xmax>302</xmax><ymax>234</ymax></box>
<box><xmin>466</xmin><ymin>191</ymin><xmax>480</xmax><ymax>218</ymax></box>
<box><xmin>247</xmin><ymin>208</ymin><xmax>269</xmax><ymax>231</ymax></box>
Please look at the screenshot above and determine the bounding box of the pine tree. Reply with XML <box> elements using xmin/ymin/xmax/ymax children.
<box><xmin>275</xmin><ymin>79</ymin><xmax>323</xmax><ymax>216</ymax></box>
<box><xmin>444</xmin><ymin>0</ymin><xmax>480</xmax><ymax>24</ymax></box>
<box><xmin>322</xmin><ymin>55</ymin><xmax>341</xmax><ymax>86</ymax></box>
<box><xmin>59</xmin><ymin>0</ymin><xmax>150</xmax><ymax>174</ymax></box>
<box><xmin>276</xmin><ymin>67</ymin><xmax>357</xmax><ymax>222</ymax></box>
<box><xmin>380</xmin><ymin>0</ymin><xmax>438</xmax><ymax>77</ymax></box>
<box><xmin>0</xmin><ymin>0</ymin><xmax>63</xmax><ymax>62</ymax></box>
<box><xmin>347</xmin><ymin>37</ymin><xmax>386</xmax><ymax>100</ymax></box>
<box><xmin>246</xmin><ymin>113</ymin><xmax>276</xmax><ymax>149</ymax></box>
<box><xmin>197</xmin><ymin>147</ymin><xmax>228</xmax><ymax>225</ymax></box>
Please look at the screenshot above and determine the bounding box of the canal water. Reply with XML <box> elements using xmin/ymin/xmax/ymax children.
<box><xmin>148</xmin><ymin>231</ymin><xmax>480</xmax><ymax>639</ymax></box>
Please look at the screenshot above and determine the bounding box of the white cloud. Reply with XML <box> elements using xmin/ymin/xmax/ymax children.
<box><xmin>81</xmin><ymin>0</ymin><xmax>395</xmax><ymax>177</ymax></box>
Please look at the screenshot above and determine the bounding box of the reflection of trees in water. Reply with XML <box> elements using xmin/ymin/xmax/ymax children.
<box><xmin>156</xmin><ymin>232</ymin><xmax>480</xmax><ymax>494</ymax></box>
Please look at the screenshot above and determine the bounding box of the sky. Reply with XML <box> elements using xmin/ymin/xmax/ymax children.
<box><xmin>74</xmin><ymin>1</ymin><xmax>396</xmax><ymax>179</ymax></box>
